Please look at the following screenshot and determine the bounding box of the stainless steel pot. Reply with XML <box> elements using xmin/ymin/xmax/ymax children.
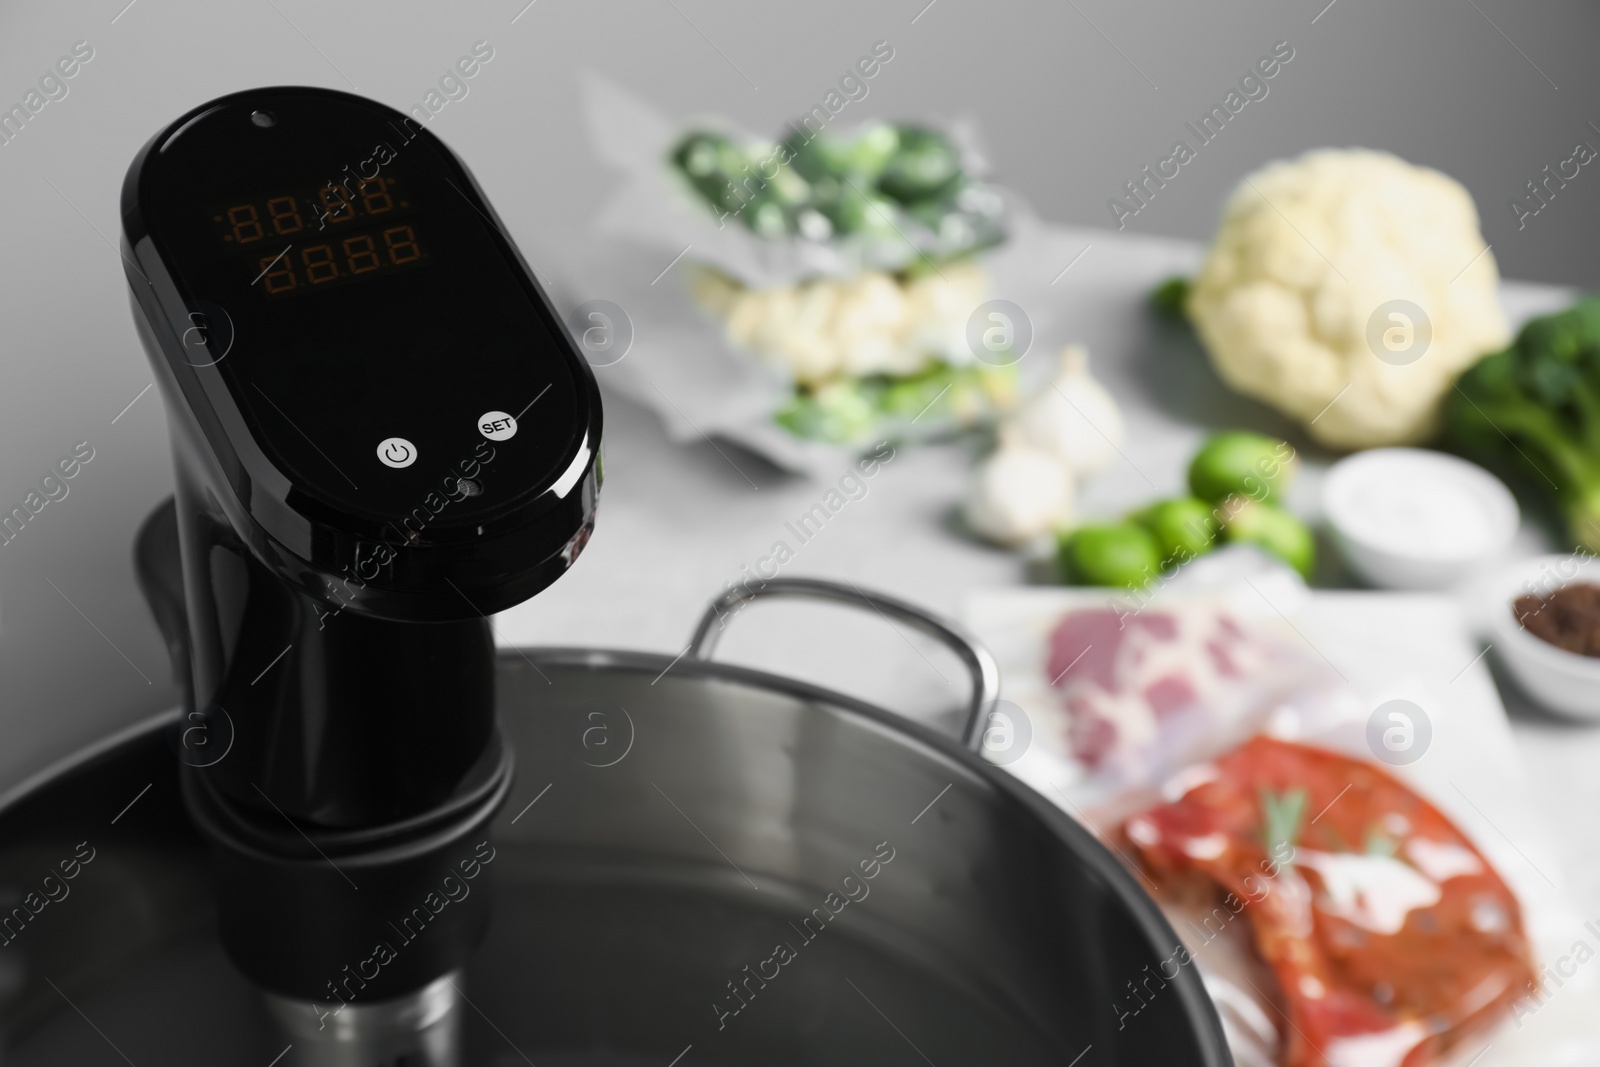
<box><xmin>0</xmin><ymin>578</ymin><xmax>1229</xmax><ymax>1065</ymax></box>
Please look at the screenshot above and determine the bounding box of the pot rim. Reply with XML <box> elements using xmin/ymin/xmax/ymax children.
<box><xmin>0</xmin><ymin>643</ymin><xmax>1231</xmax><ymax>1065</ymax></box>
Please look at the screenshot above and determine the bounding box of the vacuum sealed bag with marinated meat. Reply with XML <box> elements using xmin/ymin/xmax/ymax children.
<box><xmin>964</xmin><ymin>587</ymin><xmax>1600</xmax><ymax>1067</ymax></box>
<box><xmin>1123</xmin><ymin>736</ymin><xmax>1535</xmax><ymax>1067</ymax></box>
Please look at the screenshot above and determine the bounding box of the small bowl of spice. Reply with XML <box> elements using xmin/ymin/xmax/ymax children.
<box><xmin>1323</xmin><ymin>449</ymin><xmax>1520</xmax><ymax>589</ymax></box>
<box><xmin>1490</xmin><ymin>553</ymin><xmax>1600</xmax><ymax>719</ymax></box>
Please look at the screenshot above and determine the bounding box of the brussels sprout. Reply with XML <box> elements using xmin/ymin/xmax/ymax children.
<box><xmin>670</xmin><ymin>133</ymin><xmax>751</xmax><ymax>215</ymax></box>
<box><xmin>901</xmin><ymin>193</ymin><xmax>958</xmax><ymax>230</ymax></box>
<box><xmin>742</xmin><ymin>197</ymin><xmax>790</xmax><ymax>239</ymax></box>
<box><xmin>935</xmin><ymin>212</ymin><xmax>977</xmax><ymax>252</ymax></box>
<box><xmin>765</xmin><ymin>164</ymin><xmax>811</xmax><ymax>206</ymax></box>
<box><xmin>856</xmin><ymin>195</ymin><xmax>903</xmax><ymax>238</ymax></box>
<box><xmin>878</xmin><ymin>127</ymin><xmax>962</xmax><ymax>203</ymax></box>
<box><xmin>961</xmin><ymin>211</ymin><xmax>1007</xmax><ymax>254</ymax></box>
<box><xmin>954</xmin><ymin>181</ymin><xmax>1005</xmax><ymax>219</ymax></box>
<box><xmin>1132</xmin><ymin>497</ymin><xmax>1220</xmax><ymax>565</ymax></box>
<box><xmin>812</xmin><ymin>187</ymin><xmax>860</xmax><ymax>234</ymax></box>
<box><xmin>795</xmin><ymin>208</ymin><xmax>833</xmax><ymax>241</ymax></box>
<box><xmin>1188</xmin><ymin>431</ymin><xmax>1297</xmax><ymax>505</ymax></box>
<box><xmin>1222</xmin><ymin>500</ymin><xmax>1315</xmax><ymax>578</ymax></box>
<box><xmin>714</xmin><ymin>141</ymin><xmax>752</xmax><ymax>180</ymax></box>
<box><xmin>782</xmin><ymin>130</ymin><xmax>855</xmax><ymax>182</ymax></box>
<box><xmin>815</xmin><ymin>185</ymin><xmax>900</xmax><ymax>238</ymax></box>
<box><xmin>673</xmin><ymin>132</ymin><xmax>729</xmax><ymax>178</ymax></box>
<box><xmin>842</xmin><ymin>124</ymin><xmax>900</xmax><ymax>179</ymax></box>
<box><xmin>1057</xmin><ymin>523</ymin><xmax>1164</xmax><ymax>589</ymax></box>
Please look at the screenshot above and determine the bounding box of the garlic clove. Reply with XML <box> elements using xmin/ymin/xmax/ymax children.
<box><xmin>965</xmin><ymin>442</ymin><xmax>1076</xmax><ymax>547</ymax></box>
<box><xmin>1014</xmin><ymin>344</ymin><xmax>1125</xmax><ymax>478</ymax></box>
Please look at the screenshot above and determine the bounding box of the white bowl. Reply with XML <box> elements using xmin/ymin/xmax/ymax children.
<box><xmin>1322</xmin><ymin>448</ymin><xmax>1519</xmax><ymax>590</ymax></box>
<box><xmin>1487</xmin><ymin>553</ymin><xmax>1600</xmax><ymax>720</ymax></box>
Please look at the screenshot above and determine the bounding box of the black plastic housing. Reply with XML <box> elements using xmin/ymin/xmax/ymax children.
<box><xmin>181</xmin><ymin>736</ymin><xmax>511</xmax><ymax>1003</ymax></box>
<box><xmin>122</xmin><ymin>87</ymin><xmax>601</xmax><ymax>1001</ymax></box>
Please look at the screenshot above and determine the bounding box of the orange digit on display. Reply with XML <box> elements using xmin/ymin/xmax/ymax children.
<box><xmin>267</xmin><ymin>196</ymin><xmax>304</xmax><ymax>236</ymax></box>
<box><xmin>384</xmin><ymin>225</ymin><xmax>422</xmax><ymax>264</ymax></box>
<box><xmin>302</xmin><ymin>244</ymin><xmax>340</xmax><ymax>284</ymax></box>
<box><xmin>258</xmin><ymin>253</ymin><xmax>296</xmax><ymax>294</ymax></box>
<box><xmin>318</xmin><ymin>185</ymin><xmax>353</xmax><ymax>224</ymax></box>
<box><xmin>359</xmin><ymin>177</ymin><xmax>394</xmax><ymax>215</ymax></box>
<box><xmin>343</xmin><ymin>234</ymin><xmax>380</xmax><ymax>274</ymax></box>
<box><xmin>228</xmin><ymin>204</ymin><xmax>264</xmax><ymax>244</ymax></box>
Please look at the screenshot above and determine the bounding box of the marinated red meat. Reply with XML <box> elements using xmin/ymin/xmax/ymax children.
<box><xmin>1121</xmin><ymin>736</ymin><xmax>1535</xmax><ymax>1067</ymax></box>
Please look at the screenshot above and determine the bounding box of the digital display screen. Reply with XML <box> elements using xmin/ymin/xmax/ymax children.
<box><xmin>210</xmin><ymin>176</ymin><xmax>427</xmax><ymax>297</ymax></box>
<box><xmin>133</xmin><ymin>88</ymin><xmax>588</xmax><ymax>529</ymax></box>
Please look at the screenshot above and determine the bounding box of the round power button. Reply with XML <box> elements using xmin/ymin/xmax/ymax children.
<box><xmin>478</xmin><ymin>411</ymin><xmax>517</xmax><ymax>441</ymax></box>
<box><xmin>377</xmin><ymin>437</ymin><xmax>417</xmax><ymax>469</ymax></box>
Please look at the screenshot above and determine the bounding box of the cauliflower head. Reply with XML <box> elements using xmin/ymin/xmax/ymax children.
<box><xmin>1186</xmin><ymin>149</ymin><xmax>1510</xmax><ymax>449</ymax></box>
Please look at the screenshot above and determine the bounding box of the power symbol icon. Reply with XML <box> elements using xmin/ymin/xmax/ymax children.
<box><xmin>376</xmin><ymin>437</ymin><xmax>417</xmax><ymax>469</ymax></box>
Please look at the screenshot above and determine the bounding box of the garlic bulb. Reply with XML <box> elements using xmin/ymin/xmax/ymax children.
<box><xmin>965</xmin><ymin>430</ymin><xmax>1075</xmax><ymax>547</ymax></box>
<box><xmin>1013</xmin><ymin>344</ymin><xmax>1124</xmax><ymax>477</ymax></box>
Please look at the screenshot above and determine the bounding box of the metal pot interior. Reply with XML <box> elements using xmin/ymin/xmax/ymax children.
<box><xmin>0</xmin><ymin>651</ymin><xmax>1226</xmax><ymax>1065</ymax></box>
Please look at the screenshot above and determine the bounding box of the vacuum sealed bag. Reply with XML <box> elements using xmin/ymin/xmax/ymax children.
<box><xmin>966</xmin><ymin>581</ymin><xmax>1600</xmax><ymax>1067</ymax></box>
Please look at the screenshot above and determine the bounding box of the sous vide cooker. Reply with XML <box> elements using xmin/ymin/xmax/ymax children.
<box><xmin>121</xmin><ymin>85</ymin><xmax>601</xmax><ymax>1062</ymax></box>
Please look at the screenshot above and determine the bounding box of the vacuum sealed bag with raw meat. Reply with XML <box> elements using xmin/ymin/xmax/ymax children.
<box><xmin>1042</xmin><ymin>602</ymin><xmax>1355</xmax><ymax>791</ymax></box>
<box><xmin>964</xmin><ymin>586</ymin><xmax>1600</xmax><ymax>1067</ymax></box>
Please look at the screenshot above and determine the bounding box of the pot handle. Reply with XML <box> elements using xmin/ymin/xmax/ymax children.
<box><xmin>688</xmin><ymin>577</ymin><xmax>1000</xmax><ymax>754</ymax></box>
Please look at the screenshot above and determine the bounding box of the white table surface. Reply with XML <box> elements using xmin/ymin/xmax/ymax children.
<box><xmin>494</xmin><ymin>222</ymin><xmax>1600</xmax><ymax>928</ymax></box>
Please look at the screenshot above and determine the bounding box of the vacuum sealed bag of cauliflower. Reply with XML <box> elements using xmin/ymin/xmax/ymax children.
<box><xmin>1186</xmin><ymin>149</ymin><xmax>1511</xmax><ymax>449</ymax></box>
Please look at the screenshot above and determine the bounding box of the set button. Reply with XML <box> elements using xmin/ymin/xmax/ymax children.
<box><xmin>479</xmin><ymin>411</ymin><xmax>518</xmax><ymax>441</ymax></box>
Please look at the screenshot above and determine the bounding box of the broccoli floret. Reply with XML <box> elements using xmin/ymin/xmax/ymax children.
<box><xmin>1443</xmin><ymin>296</ymin><xmax>1600</xmax><ymax>551</ymax></box>
<box><xmin>1150</xmin><ymin>275</ymin><xmax>1190</xmax><ymax>321</ymax></box>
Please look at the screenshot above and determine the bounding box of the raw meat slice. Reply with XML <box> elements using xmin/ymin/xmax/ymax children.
<box><xmin>1046</xmin><ymin>605</ymin><xmax>1336</xmax><ymax>785</ymax></box>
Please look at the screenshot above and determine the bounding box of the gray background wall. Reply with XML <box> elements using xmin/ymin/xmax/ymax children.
<box><xmin>0</xmin><ymin>0</ymin><xmax>1597</xmax><ymax>790</ymax></box>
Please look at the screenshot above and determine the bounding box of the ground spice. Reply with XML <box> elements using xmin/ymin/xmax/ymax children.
<box><xmin>1514</xmin><ymin>582</ymin><xmax>1600</xmax><ymax>657</ymax></box>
